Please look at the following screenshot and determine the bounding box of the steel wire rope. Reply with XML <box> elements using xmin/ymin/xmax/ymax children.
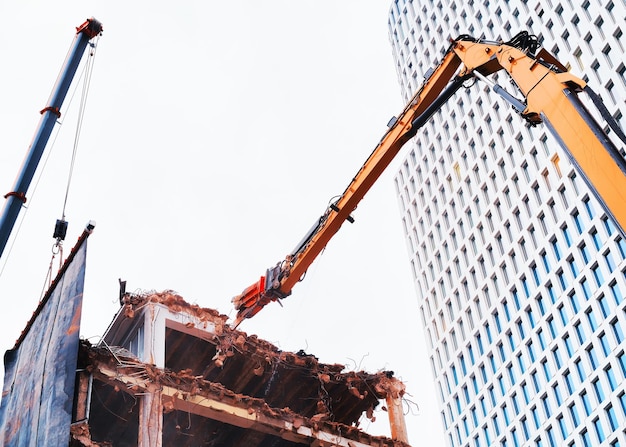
<box><xmin>0</xmin><ymin>37</ymin><xmax>95</xmax><ymax>284</ymax></box>
<box><xmin>39</xmin><ymin>36</ymin><xmax>100</xmax><ymax>297</ymax></box>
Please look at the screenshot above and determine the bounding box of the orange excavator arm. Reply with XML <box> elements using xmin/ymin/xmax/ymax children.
<box><xmin>232</xmin><ymin>32</ymin><xmax>626</xmax><ymax>327</ymax></box>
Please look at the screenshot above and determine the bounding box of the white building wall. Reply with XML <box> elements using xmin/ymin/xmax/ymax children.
<box><xmin>387</xmin><ymin>1</ymin><xmax>626</xmax><ymax>446</ymax></box>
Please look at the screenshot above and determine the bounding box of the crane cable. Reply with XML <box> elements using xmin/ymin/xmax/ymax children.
<box><xmin>41</xmin><ymin>36</ymin><xmax>100</xmax><ymax>295</ymax></box>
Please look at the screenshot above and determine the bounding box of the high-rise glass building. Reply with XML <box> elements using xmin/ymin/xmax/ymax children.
<box><xmin>387</xmin><ymin>1</ymin><xmax>626</xmax><ymax>446</ymax></box>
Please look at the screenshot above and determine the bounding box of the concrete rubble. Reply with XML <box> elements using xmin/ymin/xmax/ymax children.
<box><xmin>70</xmin><ymin>291</ymin><xmax>412</xmax><ymax>447</ymax></box>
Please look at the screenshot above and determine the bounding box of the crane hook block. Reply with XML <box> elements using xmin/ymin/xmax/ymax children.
<box><xmin>53</xmin><ymin>219</ymin><xmax>68</xmax><ymax>241</ymax></box>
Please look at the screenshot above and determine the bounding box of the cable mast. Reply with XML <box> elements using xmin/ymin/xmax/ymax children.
<box><xmin>0</xmin><ymin>18</ymin><xmax>103</xmax><ymax>259</ymax></box>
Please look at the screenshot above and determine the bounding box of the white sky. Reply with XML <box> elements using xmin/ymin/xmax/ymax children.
<box><xmin>0</xmin><ymin>2</ymin><xmax>445</xmax><ymax>445</ymax></box>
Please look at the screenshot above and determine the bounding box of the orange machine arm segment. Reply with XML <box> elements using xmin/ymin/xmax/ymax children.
<box><xmin>232</xmin><ymin>33</ymin><xmax>626</xmax><ymax>326</ymax></box>
<box><xmin>231</xmin><ymin>40</ymin><xmax>470</xmax><ymax>326</ymax></box>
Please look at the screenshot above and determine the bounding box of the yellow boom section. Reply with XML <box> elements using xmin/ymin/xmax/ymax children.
<box><xmin>232</xmin><ymin>34</ymin><xmax>626</xmax><ymax>326</ymax></box>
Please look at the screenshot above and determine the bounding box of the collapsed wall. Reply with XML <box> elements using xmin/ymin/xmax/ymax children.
<box><xmin>71</xmin><ymin>291</ymin><xmax>411</xmax><ymax>447</ymax></box>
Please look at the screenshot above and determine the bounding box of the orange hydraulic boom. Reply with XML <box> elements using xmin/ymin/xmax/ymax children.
<box><xmin>232</xmin><ymin>32</ymin><xmax>626</xmax><ymax>327</ymax></box>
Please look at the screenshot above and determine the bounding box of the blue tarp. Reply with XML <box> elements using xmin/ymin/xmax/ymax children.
<box><xmin>0</xmin><ymin>236</ymin><xmax>88</xmax><ymax>447</ymax></box>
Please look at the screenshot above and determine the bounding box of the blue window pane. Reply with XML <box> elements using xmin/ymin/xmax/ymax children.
<box><xmin>581</xmin><ymin>278</ymin><xmax>592</xmax><ymax>299</ymax></box>
<box><xmin>587</xmin><ymin>309</ymin><xmax>598</xmax><ymax>332</ymax></box>
<box><xmin>599</xmin><ymin>333</ymin><xmax>611</xmax><ymax>356</ymax></box>
<box><xmin>617</xmin><ymin>237</ymin><xmax>626</xmax><ymax>259</ymax></box>
<box><xmin>605</xmin><ymin>250</ymin><xmax>616</xmax><ymax>272</ymax></box>
<box><xmin>606</xmin><ymin>365</ymin><xmax>618</xmax><ymax>391</ymax></box>
<box><xmin>569</xmin><ymin>258</ymin><xmax>579</xmax><ymax>277</ymax></box>
<box><xmin>581</xmin><ymin>429</ymin><xmax>592</xmax><ymax>447</ymax></box>
<box><xmin>517</xmin><ymin>353</ymin><xmax>526</xmax><ymax>373</ymax></box>
<box><xmin>591</xmin><ymin>228</ymin><xmax>603</xmax><ymax>250</ymax></box>
<box><xmin>574</xmin><ymin>322</ymin><xmax>586</xmax><ymax>344</ymax></box>
<box><xmin>552</xmin><ymin>239</ymin><xmax>562</xmax><ymax>260</ymax></box>
<box><xmin>553</xmin><ymin>383</ymin><xmax>563</xmax><ymax>405</ymax></box>
<box><xmin>606</xmin><ymin>404</ymin><xmax>618</xmax><ymax>431</ymax></box>
<box><xmin>480</xmin><ymin>364</ymin><xmax>487</xmax><ymax>383</ymax></box>
<box><xmin>492</xmin><ymin>414</ymin><xmax>500</xmax><ymax>436</ymax></box>
<box><xmin>598</xmin><ymin>295</ymin><xmax>611</xmax><ymax>318</ymax></box>
<box><xmin>593</xmin><ymin>417</ymin><xmax>605</xmax><ymax>443</ymax></box>
<box><xmin>618</xmin><ymin>352</ymin><xmax>626</xmax><ymax>377</ymax></box>
<box><xmin>575</xmin><ymin>359</ymin><xmax>586</xmax><ymax>381</ymax></box>
<box><xmin>527</xmin><ymin>308</ymin><xmax>536</xmax><ymax>328</ymax></box>
<box><xmin>557</xmin><ymin>415</ymin><xmax>568</xmax><ymax>439</ymax></box>
<box><xmin>499</xmin><ymin>343</ymin><xmax>506</xmax><ymax>361</ymax></box>
<box><xmin>563</xmin><ymin>225</ymin><xmax>573</xmax><ymax>247</ymax></box>
<box><xmin>610</xmin><ymin>282</ymin><xmax>623</xmax><ymax>305</ymax></box>
<box><xmin>564</xmin><ymin>370</ymin><xmax>574</xmax><ymax>394</ymax></box>
<box><xmin>548</xmin><ymin>317</ymin><xmax>557</xmax><ymax>338</ymax></box>
<box><xmin>521</xmin><ymin>418</ymin><xmax>530</xmax><ymax>440</ymax></box>
<box><xmin>593</xmin><ymin>378</ymin><xmax>605</xmax><ymax>403</ymax></box>
<box><xmin>581</xmin><ymin>390</ymin><xmax>592</xmax><ymax>416</ymax></box>
<box><xmin>537</xmin><ymin>295</ymin><xmax>546</xmax><ymax>315</ymax></box>
<box><xmin>514</xmin><ymin>288</ymin><xmax>523</xmax><ymax>308</ymax></box>
<box><xmin>531</xmin><ymin>371</ymin><xmax>541</xmax><ymax>392</ymax></box>
<box><xmin>508</xmin><ymin>332</ymin><xmax>516</xmax><ymax>351</ymax></box>
<box><xmin>604</xmin><ymin>217</ymin><xmax>616</xmax><ymax>236</ymax></box>
<box><xmin>498</xmin><ymin>375</ymin><xmax>506</xmax><ymax>395</ymax></box>
<box><xmin>512</xmin><ymin>429</ymin><xmax>520</xmax><ymax>447</ymax></box>
<box><xmin>569</xmin><ymin>292</ymin><xmax>580</xmax><ymax>313</ymax></box>
<box><xmin>508</xmin><ymin>365</ymin><xmax>517</xmax><ymax>386</ymax></box>
<box><xmin>541</xmin><ymin>252</ymin><xmax>551</xmax><ymax>273</ymax></box>
<box><xmin>546</xmin><ymin>426</ymin><xmax>556</xmax><ymax>447</ymax></box>
<box><xmin>584</xmin><ymin>198</ymin><xmax>595</xmax><ymax>219</ymax></box>
<box><xmin>553</xmin><ymin>347</ymin><xmax>563</xmax><ymax>369</ymax></box>
<box><xmin>573</xmin><ymin>210</ymin><xmax>584</xmax><ymax>234</ymax></box>
<box><xmin>488</xmin><ymin>386</ymin><xmax>496</xmax><ymax>406</ymax></box>
<box><xmin>580</xmin><ymin>243</ymin><xmax>590</xmax><ymax>263</ymax></box>
<box><xmin>531</xmin><ymin>266</ymin><xmax>540</xmax><ymax>287</ymax></box>
<box><xmin>558</xmin><ymin>306</ymin><xmax>568</xmax><ymax>326</ymax></box>
<box><xmin>503</xmin><ymin>300</ymin><xmax>511</xmax><ymax>321</ymax></box>
<box><xmin>483</xmin><ymin>425</ymin><xmax>491</xmax><ymax>445</ymax></box>
<box><xmin>542</xmin><ymin>395</ymin><xmax>552</xmax><ymax>418</ymax></box>
<box><xmin>503</xmin><ymin>403</ymin><xmax>510</xmax><ymax>425</ymax></box>
<box><xmin>611</xmin><ymin>320</ymin><xmax>624</xmax><ymax>343</ymax></box>
<box><xmin>494</xmin><ymin>312</ymin><xmax>502</xmax><ymax>332</ymax></box>
<box><xmin>476</xmin><ymin>334</ymin><xmax>484</xmax><ymax>354</ymax></box>
<box><xmin>569</xmin><ymin>402</ymin><xmax>580</xmax><ymax>425</ymax></box>
<box><xmin>538</xmin><ymin>329</ymin><xmax>547</xmax><ymax>349</ymax></box>
<box><xmin>531</xmin><ymin>406</ymin><xmax>540</xmax><ymax>428</ymax></box>
<box><xmin>557</xmin><ymin>271</ymin><xmax>568</xmax><ymax>291</ymax></box>
<box><xmin>564</xmin><ymin>335</ymin><xmax>574</xmax><ymax>357</ymax></box>
<box><xmin>522</xmin><ymin>382</ymin><xmax>530</xmax><ymax>403</ymax></box>
<box><xmin>592</xmin><ymin>265</ymin><xmax>604</xmax><ymax>286</ymax></box>
<box><xmin>588</xmin><ymin>346</ymin><xmax>599</xmax><ymax>369</ymax></box>
<box><xmin>471</xmin><ymin>406</ymin><xmax>478</xmax><ymax>426</ymax></box>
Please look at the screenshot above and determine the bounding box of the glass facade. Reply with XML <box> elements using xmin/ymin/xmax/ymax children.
<box><xmin>387</xmin><ymin>0</ymin><xmax>626</xmax><ymax>445</ymax></box>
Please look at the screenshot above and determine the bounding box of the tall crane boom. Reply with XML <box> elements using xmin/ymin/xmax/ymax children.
<box><xmin>232</xmin><ymin>32</ymin><xmax>626</xmax><ymax>327</ymax></box>
<box><xmin>0</xmin><ymin>18</ymin><xmax>103</xmax><ymax>259</ymax></box>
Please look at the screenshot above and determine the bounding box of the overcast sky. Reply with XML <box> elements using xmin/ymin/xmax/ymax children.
<box><xmin>0</xmin><ymin>2</ymin><xmax>445</xmax><ymax>445</ymax></box>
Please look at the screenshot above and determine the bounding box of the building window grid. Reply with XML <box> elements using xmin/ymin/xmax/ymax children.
<box><xmin>392</xmin><ymin>2</ymin><xmax>624</xmax><ymax>444</ymax></box>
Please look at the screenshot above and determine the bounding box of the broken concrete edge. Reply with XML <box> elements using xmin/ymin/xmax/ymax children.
<box><xmin>116</xmin><ymin>291</ymin><xmax>407</xmax><ymax>401</ymax></box>
<box><xmin>76</xmin><ymin>342</ymin><xmax>411</xmax><ymax>447</ymax></box>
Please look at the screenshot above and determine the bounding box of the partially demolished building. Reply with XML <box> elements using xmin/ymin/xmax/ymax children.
<box><xmin>71</xmin><ymin>291</ymin><xmax>411</xmax><ymax>446</ymax></box>
<box><xmin>0</xmin><ymin>233</ymin><xmax>411</xmax><ymax>446</ymax></box>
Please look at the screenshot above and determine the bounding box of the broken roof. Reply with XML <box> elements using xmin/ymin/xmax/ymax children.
<box><xmin>78</xmin><ymin>291</ymin><xmax>410</xmax><ymax>446</ymax></box>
